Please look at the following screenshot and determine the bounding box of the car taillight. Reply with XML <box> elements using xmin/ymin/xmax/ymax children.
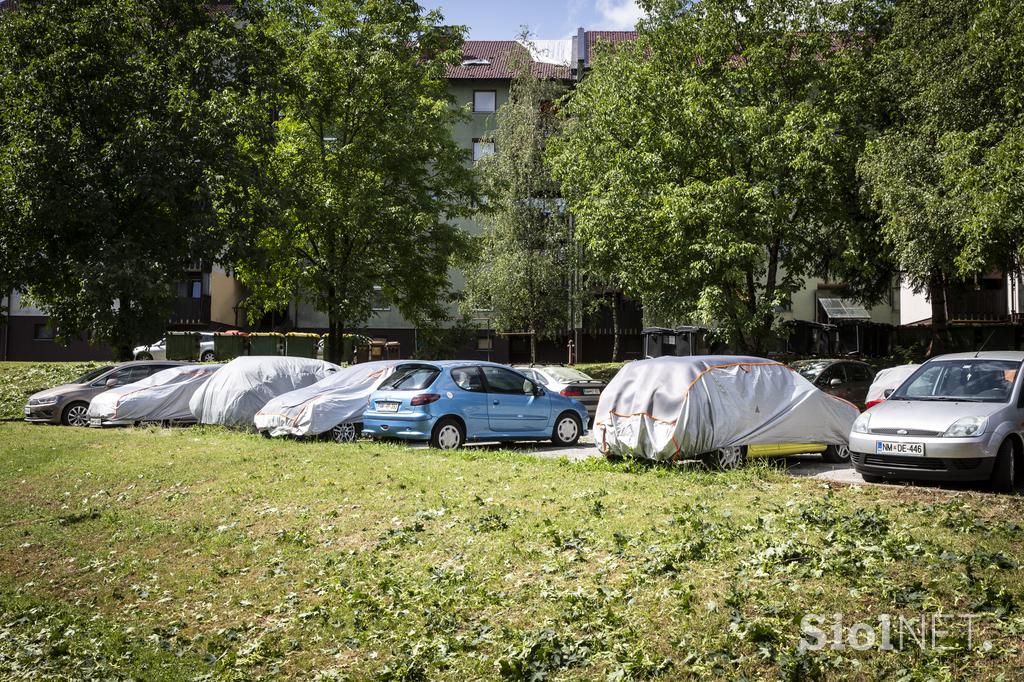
<box><xmin>410</xmin><ymin>393</ymin><xmax>441</xmax><ymax>406</ymax></box>
<box><xmin>560</xmin><ymin>388</ymin><xmax>583</xmax><ymax>397</ymax></box>
<box><xmin>865</xmin><ymin>399</ymin><xmax>883</xmax><ymax>409</ymax></box>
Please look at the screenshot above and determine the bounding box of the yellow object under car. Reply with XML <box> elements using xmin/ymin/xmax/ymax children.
<box><xmin>748</xmin><ymin>443</ymin><xmax>828</xmax><ymax>457</ymax></box>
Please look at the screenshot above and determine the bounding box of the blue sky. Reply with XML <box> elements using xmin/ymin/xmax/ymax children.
<box><xmin>419</xmin><ymin>0</ymin><xmax>643</xmax><ymax>40</ymax></box>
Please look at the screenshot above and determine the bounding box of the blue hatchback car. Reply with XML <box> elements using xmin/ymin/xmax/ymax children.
<box><xmin>362</xmin><ymin>361</ymin><xmax>589</xmax><ymax>449</ymax></box>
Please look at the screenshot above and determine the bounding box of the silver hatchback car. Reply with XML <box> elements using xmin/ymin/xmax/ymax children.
<box><xmin>849</xmin><ymin>351</ymin><xmax>1023</xmax><ymax>491</ymax></box>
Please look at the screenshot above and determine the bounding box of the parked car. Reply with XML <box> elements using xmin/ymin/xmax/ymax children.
<box><xmin>86</xmin><ymin>364</ymin><xmax>223</xmax><ymax>427</ymax></box>
<box><xmin>864</xmin><ymin>364</ymin><xmax>920</xmax><ymax>409</ymax></box>
<box><xmin>849</xmin><ymin>352</ymin><xmax>1023</xmax><ymax>491</ymax></box>
<box><xmin>24</xmin><ymin>361</ymin><xmax>184</xmax><ymax>427</ymax></box>
<box><xmin>594</xmin><ymin>356</ymin><xmax>859</xmax><ymax>467</ymax></box>
<box><xmin>362</xmin><ymin>361</ymin><xmax>589</xmax><ymax>449</ymax></box>
<box><xmin>254</xmin><ymin>360</ymin><xmax>399</xmax><ymax>442</ymax></box>
<box><xmin>513</xmin><ymin>365</ymin><xmax>606</xmax><ymax>425</ymax></box>
<box><xmin>791</xmin><ymin>359</ymin><xmax>875</xmax><ymax>408</ymax></box>
<box><xmin>134</xmin><ymin>332</ymin><xmax>215</xmax><ymax>362</ymax></box>
<box><xmin>189</xmin><ymin>356</ymin><xmax>340</xmax><ymax>429</ymax></box>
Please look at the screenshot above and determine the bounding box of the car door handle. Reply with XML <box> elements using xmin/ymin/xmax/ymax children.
<box><xmin>492</xmin><ymin>400</ymin><xmax>500</xmax><ymax>405</ymax></box>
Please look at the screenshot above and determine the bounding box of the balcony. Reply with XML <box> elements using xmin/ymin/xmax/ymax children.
<box><xmin>170</xmin><ymin>295</ymin><xmax>211</xmax><ymax>325</ymax></box>
<box><xmin>947</xmin><ymin>289</ymin><xmax>1008</xmax><ymax>322</ymax></box>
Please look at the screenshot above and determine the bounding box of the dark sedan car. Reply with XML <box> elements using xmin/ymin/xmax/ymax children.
<box><xmin>791</xmin><ymin>359</ymin><xmax>875</xmax><ymax>408</ymax></box>
<box><xmin>24</xmin><ymin>361</ymin><xmax>183</xmax><ymax>427</ymax></box>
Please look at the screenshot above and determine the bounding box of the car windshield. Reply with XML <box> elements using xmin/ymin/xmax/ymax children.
<box><xmin>379</xmin><ymin>364</ymin><xmax>440</xmax><ymax>391</ymax></box>
<box><xmin>891</xmin><ymin>359</ymin><xmax>1020</xmax><ymax>403</ymax></box>
<box><xmin>791</xmin><ymin>360</ymin><xmax>830</xmax><ymax>382</ymax></box>
<box><xmin>542</xmin><ymin>367</ymin><xmax>595</xmax><ymax>383</ymax></box>
<box><xmin>75</xmin><ymin>366</ymin><xmax>114</xmax><ymax>383</ymax></box>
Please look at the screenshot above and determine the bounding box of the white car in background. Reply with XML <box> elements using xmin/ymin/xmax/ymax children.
<box><xmin>514</xmin><ymin>365</ymin><xmax>607</xmax><ymax>425</ymax></box>
<box><xmin>134</xmin><ymin>332</ymin><xmax>216</xmax><ymax>362</ymax></box>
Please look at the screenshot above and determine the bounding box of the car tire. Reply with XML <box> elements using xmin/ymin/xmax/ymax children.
<box><xmin>135</xmin><ymin>352</ymin><xmax>153</xmax><ymax>360</ymax></box>
<box><xmin>702</xmin><ymin>445</ymin><xmax>746</xmax><ymax>471</ymax></box>
<box><xmin>990</xmin><ymin>438</ymin><xmax>1018</xmax><ymax>493</ymax></box>
<box><xmin>860</xmin><ymin>473</ymin><xmax>885</xmax><ymax>483</ymax></box>
<box><xmin>822</xmin><ymin>444</ymin><xmax>851</xmax><ymax>463</ymax></box>
<box><xmin>200</xmin><ymin>351</ymin><xmax>215</xmax><ymax>362</ymax></box>
<box><xmin>430</xmin><ymin>417</ymin><xmax>465</xmax><ymax>450</ymax></box>
<box><xmin>61</xmin><ymin>401</ymin><xmax>90</xmax><ymax>427</ymax></box>
<box><xmin>551</xmin><ymin>412</ymin><xmax>582</xmax><ymax>446</ymax></box>
<box><xmin>331</xmin><ymin>422</ymin><xmax>360</xmax><ymax>443</ymax></box>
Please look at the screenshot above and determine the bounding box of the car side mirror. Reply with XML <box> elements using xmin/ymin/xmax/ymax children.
<box><xmin>534</xmin><ymin>385</ymin><xmax>545</xmax><ymax>397</ymax></box>
<box><xmin>829</xmin><ymin>378</ymin><xmax>843</xmax><ymax>387</ymax></box>
<box><xmin>883</xmin><ymin>388</ymin><xmax>894</xmax><ymax>398</ymax></box>
<box><xmin>105</xmin><ymin>378</ymin><xmax>118</xmax><ymax>388</ymax></box>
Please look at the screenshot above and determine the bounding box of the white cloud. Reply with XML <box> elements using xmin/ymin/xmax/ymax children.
<box><xmin>595</xmin><ymin>0</ymin><xmax>644</xmax><ymax>29</ymax></box>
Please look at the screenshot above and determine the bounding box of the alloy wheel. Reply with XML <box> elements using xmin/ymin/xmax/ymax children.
<box><xmin>332</xmin><ymin>422</ymin><xmax>357</xmax><ymax>443</ymax></box>
<box><xmin>716</xmin><ymin>446</ymin><xmax>743</xmax><ymax>470</ymax></box>
<box><xmin>65</xmin><ymin>404</ymin><xmax>89</xmax><ymax>427</ymax></box>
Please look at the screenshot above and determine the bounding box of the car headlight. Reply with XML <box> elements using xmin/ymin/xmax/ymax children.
<box><xmin>32</xmin><ymin>396</ymin><xmax>61</xmax><ymax>406</ymax></box>
<box><xmin>852</xmin><ymin>412</ymin><xmax>871</xmax><ymax>434</ymax></box>
<box><xmin>942</xmin><ymin>416</ymin><xmax>987</xmax><ymax>438</ymax></box>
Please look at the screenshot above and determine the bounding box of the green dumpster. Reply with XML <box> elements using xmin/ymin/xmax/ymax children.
<box><xmin>284</xmin><ymin>332</ymin><xmax>319</xmax><ymax>359</ymax></box>
<box><xmin>214</xmin><ymin>331</ymin><xmax>248</xmax><ymax>361</ymax></box>
<box><xmin>249</xmin><ymin>332</ymin><xmax>283</xmax><ymax>356</ymax></box>
<box><xmin>166</xmin><ymin>331</ymin><xmax>199</xmax><ymax>361</ymax></box>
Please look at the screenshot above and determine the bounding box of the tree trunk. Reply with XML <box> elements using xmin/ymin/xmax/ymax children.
<box><xmin>529</xmin><ymin>331</ymin><xmax>537</xmax><ymax>364</ymax></box>
<box><xmin>611</xmin><ymin>290</ymin><xmax>621</xmax><ymax>362</ymax></box>
<box><xmin>927</xmin><ymin>271</ymin><xmax>949</xmax><ymax>358</ymax></box>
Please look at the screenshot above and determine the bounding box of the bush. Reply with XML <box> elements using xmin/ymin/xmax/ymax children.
<box><xmin>574</xmin><ymin>362</ymin><xmax>626</xmax><ymax>383</ymax></box>
<box><xmin>0</xmin><ymin>362</ymin><xmax>105</xmax><ymax>420</ymax></box>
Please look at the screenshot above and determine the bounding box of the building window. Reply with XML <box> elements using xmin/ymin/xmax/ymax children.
<box><xmin>473</xmin><ymin>139</ymin><xmax>495</xmax><ymax>161</ymax></box>
<box><xmin>33</xmin><ymin>323</ymin><xmax>55</xmax><ymax>341</ymax></box>
<box><xmin>177</xmin><ymin>279</ymin><xmax>201</xmax><ymax>299</ymax></box>
<box><xmin>371</xmin><ymin>286</ymin><xmax>391</xmax><ymax>312</ymax></box>
<box><xmin>477</xmin><ymin>336</ymin><xmax>493</xmax><ymax>351</ymax></box>
<box><xmin>473</xmin><ymin>90</ymin><xmax>496</xmax><ymax>113</ymax></box>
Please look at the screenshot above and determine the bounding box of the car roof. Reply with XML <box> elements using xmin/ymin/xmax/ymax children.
<box><xmin>395</xmin><ymin>359</ymin><xmax>518</xmax><ymax>370</ymax></box>
<box><xmin>791</xmin><ymin>358</ymin><xmax>868</xmax><ymax>366</ymax></box>
<box><xmin>927</xmin><ymin>351</ymin><xmax>1024</xmax><ymax>362</ymax></box>
<box><xmin>115</xmin><ymin>360</ymin><xmax>186</xmax><ymax>367</ymax></box>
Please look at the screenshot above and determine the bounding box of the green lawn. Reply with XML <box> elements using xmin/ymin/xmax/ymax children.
<box><xmin>0</xmin><ymin>423</ymin><xmax>1021</xmax><ymax>680</ymax></box>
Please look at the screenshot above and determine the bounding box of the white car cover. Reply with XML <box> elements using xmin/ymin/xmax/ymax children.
<box><xmin>189</xmin><ymin>356</ymin><xmax>340</xmax><ymax>429</ymax></box>
<box><xmin>866</xmin><ymin>364</ymin><xmax>920</xmax><ymax>406</ymax></box>
<box><xmin>593</xmin><ymin>355</ymin><xmax>860</xmax><ymax>461</ymax></box>
<box><xmin>254</xmin><ymin>360</ymin><xmax>400</xmax><ymax>437</ymax></box>
<box><xmin>87</xmin><ymin>364</ymin><xmax>223</xmax><ymax>424</ymax></box>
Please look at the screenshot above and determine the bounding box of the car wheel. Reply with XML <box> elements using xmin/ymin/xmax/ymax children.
<box><xmin>135</xmin><ymin>352</ymin><xmax>152</xmax><ymax>360</ymax></box>
<box><xmin>331</xmin><ymin>422</ymin><xmax>359</xmax><ymax>443</ymax></box>
<box><xmin>822</xmin><ymin>444</ymin><xmax>851</xmax><ymax>463</ymax></box>
<box><xmin>990</xmin><ymin>438</ymin><xmax>1018</xmax><ymax>493</ymax></box>
<box><xmin>61</xmin><ymin>402</ymin><xmax>90</xmax><ymax>427</ymax></box>
<box><xmin>860</xmin><ymin>473</ymin><xmax>886</xmax><ymax>483</ymax></box>
<box><xmin>430</xmin><ymin>417</ymin><xmax>464</xmax><ymax>450</ymax></box>
<box><xmin>703</xmin><ymin>445</ymin><xmax>746</xmax><ymax>471</ymax></box>
<box><xmin>200</xmin><ymin>351</ymin><xmax>215</xmax><ymax>362</ymax></box>
<box><xmin>551</xmin><ymin>412</ymin><xmax>582</xmax><ymax>446</ymax></box>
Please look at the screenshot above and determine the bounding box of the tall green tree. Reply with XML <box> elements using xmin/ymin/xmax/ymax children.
<box><xmin>237</xmin><ymin>0</ymin><xmax>478</xmax><ymax>364</ymax></box>
<box><xmin>0</xmin><ymin>0</ymin><xmax>273</xmax><ymax>358</ymax></box>
<box><xmin>549</xmin><ymin>0</ymin><xmax>891</xmax><ymax>353</ymax></box>
<box><xmin>462</xmin><ymin>63</ymin><xmax>573</xmax><ymax>363</ymax></box>
<box><xmin>859</xmin><ymin>0</ymin><xmax>1024</xmax><ymax>352</ymax></box>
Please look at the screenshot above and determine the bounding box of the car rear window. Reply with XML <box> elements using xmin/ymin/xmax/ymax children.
<box><xmin>543</xmin><ymin>367</ymin><xmax>596</xmax><ymax>383</ymax></box>
<box><xmin>379</xmin><ymin>364</ymin><xmax>440</xmax><ymax>391</ymax></box>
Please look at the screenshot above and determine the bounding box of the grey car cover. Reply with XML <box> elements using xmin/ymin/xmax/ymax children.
<box><xmin>189</xmin><ymin>356</ymin><xmax>340</xmax><ymax>428</ymax></box>
<box><xmin>865</xmin><ymin>364</ymin><xmax>920</xmax><ymax>405</ymax></box>
<box><xmin>593</xmin><ymin>355</ymin><xmax>859</xmax><ymax>461</ymax></box>
<box><xmin>254</xmin><ymin>360</ymin><xmax>400</xmax><ymax>437</ymax></box>
<box><xmin>86</xmin><ymin>364</ymin><xmax>223</xmax><ymax>423</ymax></box>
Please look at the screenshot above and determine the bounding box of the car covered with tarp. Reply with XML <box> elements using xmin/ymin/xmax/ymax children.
<box><xmin>865</xmin><ymin>364</ymin><xmax>920</xmax><ymax>409</ymax></box>
<box><xmin>254</xmin><ymin>360</ymin><xmax>400</xmax><ymax>442</ymax></box>
<box><xmin>189</xmin><ymin>356</ymin><xmax>340</xmax><ymax>429</ymax></box>
<box><xmin>593</xmin><ymin>355</ymin><xmax>859</xmax><ymax>466</ymax></box>
<box><xmin>86</xmin><ymin>364</ymin><xmax>223</xmax><ymax>427</ymax></box>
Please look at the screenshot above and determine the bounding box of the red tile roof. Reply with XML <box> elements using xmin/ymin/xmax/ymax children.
<box><xmin>447</xmin><ymin>40</ymin><xmax>570</xmax><ymax>80</ymax></box>
<box><xmin>585</xmin><ymin>31</ymin><xmax>637</xmax><ymax>54</ymax></box>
